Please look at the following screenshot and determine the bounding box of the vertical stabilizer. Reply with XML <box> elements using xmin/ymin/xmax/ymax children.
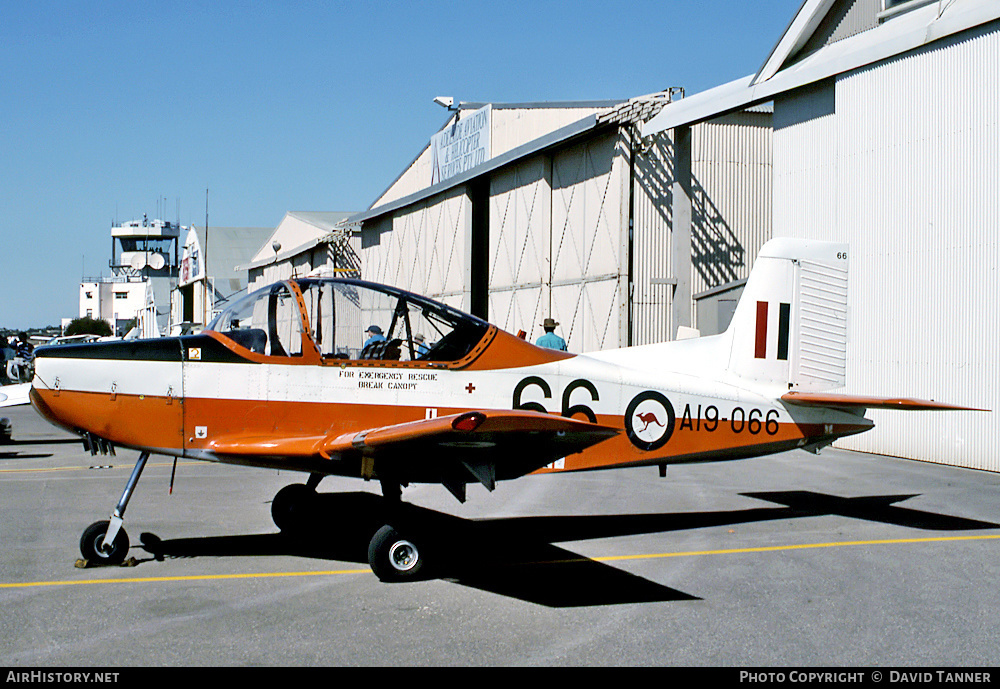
<box><xmin>726</xmin><ymin>238</ymin><xmax>848</xmax><ymax>392</ymax></box>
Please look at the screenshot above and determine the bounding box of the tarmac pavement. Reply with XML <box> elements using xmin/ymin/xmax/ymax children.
<box><xmin>1</xmin><ymin>403</ymin><xmax>998</xmax><ymax>667</ymax></box>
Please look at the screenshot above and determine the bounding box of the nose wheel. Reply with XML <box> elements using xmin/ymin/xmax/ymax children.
<box><xmin>271</xmin><ymin>474</ymin><xmax>323</xmax><ymax>533</ymax></box>
<box><xmin>80</xmin><ymin>520</ymin><xmax>130</xmax><ymax>565</ymax></box>
<box><xmin>78</xmin><ymin>451</ymin><xmax>149</xmax><ymax>566</ymax></box>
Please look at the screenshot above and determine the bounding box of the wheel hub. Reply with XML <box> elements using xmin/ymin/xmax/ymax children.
<box><xmin>388</xmin><ymin>540</ymin><xmax>419</xmax><ymax>572</ymax></box>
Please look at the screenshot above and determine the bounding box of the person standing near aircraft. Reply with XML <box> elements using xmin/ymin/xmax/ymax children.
<box><xmin>535</xmin><ymin>318</ymin><xmax>567</xmax><ymax>351</ymax></box>
<box><xmin>11</xmin><ymin>333</ymin><xmax>34</xmax><ymax>383</ymax></box>
<box><xmin>413</xmin><ymin>333</ymin><xmax>430</xmax><ymax>357</ymax></box>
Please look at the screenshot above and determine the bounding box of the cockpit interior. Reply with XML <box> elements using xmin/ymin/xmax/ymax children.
<box><xmin>206</xmin><ymin>278</ymin><xmax>490</xmax><ymax>364</ymax></box>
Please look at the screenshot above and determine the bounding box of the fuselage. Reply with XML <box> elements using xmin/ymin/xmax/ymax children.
<box><xmin>30</xmin><ymin>277</ymin><xmax>872</xmax><ymax>483</ymax></box>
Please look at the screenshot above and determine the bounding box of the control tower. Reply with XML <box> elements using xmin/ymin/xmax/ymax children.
<box><xmin>79</xmin><ymin>216</ymin><xmax>182</xmax><ymax>336</ymax></box>
<box><xmin>110</xmin><ymin>215</ymin><xmax>181</xmax><ymax>334</ymax></box>
<box><xmin>110</xmin><ymin>214</ymin><xmax>180</xmax><ymax>280</ymax></box>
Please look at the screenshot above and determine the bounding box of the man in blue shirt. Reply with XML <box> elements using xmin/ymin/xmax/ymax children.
<box><xmin>413</xmin><ymin>333</ymin><xmax>430</xmax><ymax>357</ymax></box>
<box><xmin>535</xmin><ymin>318</ymin><xmax>567</xmax><ymax>351</ymax></box>
<box><xmin>363</xmin><ymin>325</ymin><xmax>386</xmax><ymax>349</ymax></box>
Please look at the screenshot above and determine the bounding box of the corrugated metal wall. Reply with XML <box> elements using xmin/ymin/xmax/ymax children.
<box><xmin>691</xmin><ymin>111</ymin><xmax>774</xmax><ymax>303</ymax></box>
<box><xmin>799</xmin><ymin>0</ymin><xmax>880</xmax><ymax>55</ymax></box>
<box><xmin>774</xmin><ymin>21</ymin><xmax>1000</xmax><ymax>471</ymax></box>
<box><xmin>490</xmin><ymin>106</ymin><xmax>608</xmax><ymax>159</ymax></box>
<box><xmin>630</xmin><ymin>110</ymin><xmax>773</xmax><ymax>346</ymax></box>
<box><xmin>631</xmin><ymin>131</ymin><xmax>674</xmax><ymax>346</ymax></box>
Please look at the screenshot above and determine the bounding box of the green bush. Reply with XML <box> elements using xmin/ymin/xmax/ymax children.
<box><xmin>64</xmin><ymin>317</ymin><xmax>113</xmax><ymax>337</ymax></box>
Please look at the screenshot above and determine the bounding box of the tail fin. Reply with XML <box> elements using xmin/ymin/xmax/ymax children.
<box><xmin>726</xmin><ymin>238</ymin><xmax>849</xmax><ymax>392</ymax></box>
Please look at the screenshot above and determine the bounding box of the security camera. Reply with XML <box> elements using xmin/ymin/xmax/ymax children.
<box><xmin>433</xmin><ymin>96</ymin><xmax>455</xmax><ymax>109</ymax></box>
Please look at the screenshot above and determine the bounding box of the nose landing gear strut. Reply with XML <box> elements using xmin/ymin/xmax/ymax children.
<box><xmin>79</xmin><ymin>451</ymin><xmax>150</xmax><ymax>565</ymax></box>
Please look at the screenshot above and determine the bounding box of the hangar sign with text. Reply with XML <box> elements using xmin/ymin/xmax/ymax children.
<box><xmin>430</xmin><ymin>104</ymin><xmax>491</xmax><ymax>185</ymax></box>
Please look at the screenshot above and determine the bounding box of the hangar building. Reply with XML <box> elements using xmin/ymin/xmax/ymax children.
<box><xmin>351</xmin><ymin>98</ymin><xmax>773</xmax><ymax>354</ymax></box>
<box><xmin>243</xmin><ymin>211</ymin><xmax>360</xmax><ymax>292</ymax></box>
<box><xmin>171</xmin><ymin>223</ymin><xmax>273</xmax><ymax>330</ymax></box>
<box><xmin>641</xmin><ymin>0</ymin><xmax>999</xmax><ymax>472</ymax></box>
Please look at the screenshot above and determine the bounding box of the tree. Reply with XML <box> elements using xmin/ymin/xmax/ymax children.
<box><xmin>64</xmin><ymin>316</ymin><xmax>113</xmax><ymax>337</ymax></box>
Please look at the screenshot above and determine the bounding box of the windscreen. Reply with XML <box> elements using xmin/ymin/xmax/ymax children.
<box><xmin>295</xmin><ymin>279</ymin><xmax>489</xmax><ymax>362</ymax></box>
<box><xmin>206</xmin><ymin>282</ymin><xmax>303</xmax><ymax>357</ymax></box>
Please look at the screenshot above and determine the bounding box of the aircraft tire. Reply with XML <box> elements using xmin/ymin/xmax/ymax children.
<box><xmin>80</xmin><ymin>520</ymin><xmax>129</xmax><ymax>566</ymax></box>
<box><xmin>368</xmin><ymin>524</ymin><xmax>424</xmax><ymax>582</ymax></box>
<box><xmin>271</xmin><ymin>483</ymin><xmax>315</xmax><ymax>533</ymax></box>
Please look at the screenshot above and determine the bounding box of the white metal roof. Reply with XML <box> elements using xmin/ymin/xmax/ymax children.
<box><xmin>187</xmin><ymin>225</ymin><xmax>273</xmax><ymax>280</ymax></box>
<box><xmin>240</xmin><ymin>211</ymin><xmax>357</xmax><ymax>271</ymax></box>
<box><xmin>642</xmin><ymin>0</ymin><xmax>1000</xmax><ymax>137</ymax></box>
<box><xmin>350</xmin><ymin>92</ymin><xmax>687</xmax><ymax>226</ymax></box>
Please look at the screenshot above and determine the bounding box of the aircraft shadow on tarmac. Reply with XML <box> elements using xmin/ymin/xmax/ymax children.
<box><xmin>135</xmin><ymin>490</ymin><xmax>999</xmax><ymax>608</ymax></box>
<box><xmin>0</xmin><ymin>437</ymin><xmax>83</xmax><ymax>460</ymax></box>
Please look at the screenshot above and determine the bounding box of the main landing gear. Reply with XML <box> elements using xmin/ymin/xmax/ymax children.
<box><xmin>367</xmin><ymin>523</ymin><xmax>424</xmax><ymax>582</ymax></box>
<box><xmin>269</xmin><ymin>476</ymin><xmax>429</xmax><ymax>583</ymax></box>
<box><xmin>79</xmin><ymin>451</ymin><xmax>149</xmax><ymax>565</ymax></box>
<box><xmin>366</xmin><ymin>478</ymin><xmax>427</xmax><ymax>582</ymax></box>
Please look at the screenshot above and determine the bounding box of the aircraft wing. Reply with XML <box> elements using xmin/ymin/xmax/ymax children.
<box><xmin>0</xmin><ymin>383</ymin><xmax>31</xmax><ymax>408</ymax></box>
<box><xmin>208</xmin><ymin>409</ymin><xmax>620</xmax><ymax>500</ymax></box>
<box><xmin>781</xmin><ymin>391</ymin><xmax>987</xmax><ymax>411</ymax></box>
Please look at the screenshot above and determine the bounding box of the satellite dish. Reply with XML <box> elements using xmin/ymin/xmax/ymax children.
<box><xmin>149</xmin><ymin>253</ymin><xmax>166</xmax><ymax>270</ymax></box>
<box><xmin>129</xmin><ymin>253</ymin><xmax>147</xmax><ymax>270</ymax></box>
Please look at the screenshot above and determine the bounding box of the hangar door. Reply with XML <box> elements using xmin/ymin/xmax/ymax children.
<box><xmin>488</xmin><ymin>155</ymin><xmax>552</xmax><ymax>340</ymax></box>
<box><xmin>549</xmin><ymin>132</ymin><xmax>628</xmax><ymax>353</ymax></box>
<box><xmin>361</xmin><ymin>187</ymin><xmax>472</xmax><ymax>313</ymax></box>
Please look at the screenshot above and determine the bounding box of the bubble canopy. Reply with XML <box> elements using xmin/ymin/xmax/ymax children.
<box><xmin>206</xmin><ymin>278</ymin><xmax>490</xmax><ymax>363</ymax></box>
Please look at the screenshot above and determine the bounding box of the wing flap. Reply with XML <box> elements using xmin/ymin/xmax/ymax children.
<box><xmin>781</xmin><ymin>391</ymin><xmax>988</xmax><ymax>411</ymax></box>
<box><xmin>207</xmin><ymin>434</ymin><xmax>327</xmax><ymax>457</ymax></box>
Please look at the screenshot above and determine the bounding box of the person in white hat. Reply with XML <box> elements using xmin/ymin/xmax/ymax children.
<box><xmin>535</xmin><ymin>317</ymin><xmax>567</xmax><ymax>351</ymax></box>
<box><xmin>412</xmin><ymin>333</ymin><xmax>430</xmax><ymax>357</ymax></box>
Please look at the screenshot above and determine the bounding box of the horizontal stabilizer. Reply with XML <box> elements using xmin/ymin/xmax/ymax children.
<box><xmin>781</xmin><ymin>391</ymin><xmax>988</xmax><ymax>412</ymax></box>
<box><xmin>0</xmin><ymin>383</ymin><xmax>31</xmax><ymax>408</ymax></box>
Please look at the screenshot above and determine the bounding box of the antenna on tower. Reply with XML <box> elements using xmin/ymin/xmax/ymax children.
<box><xmin>204</xmin><ymin>187</ymin><xmax>210</xmax><ymax>324</ymax></box>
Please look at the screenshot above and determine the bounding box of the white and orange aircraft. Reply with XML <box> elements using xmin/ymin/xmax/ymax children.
<box><xmin>29</xmin><ymin>238</ymin><xmax>980</xmax><ymax>580</ymax></box>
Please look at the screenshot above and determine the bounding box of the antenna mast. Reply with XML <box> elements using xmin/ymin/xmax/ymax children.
<box><xmin>204</xmin><ymin>188</ymin><xmax>210</xmax><ymax>325</ymax></box>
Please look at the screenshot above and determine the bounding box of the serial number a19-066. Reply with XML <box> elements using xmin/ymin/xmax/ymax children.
<box><xmin>679</xmin><ymin>404</ymin><xmax>780</xmax><ymax>436</ymax></box>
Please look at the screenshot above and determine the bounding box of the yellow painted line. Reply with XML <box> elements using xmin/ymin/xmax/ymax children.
<box><xmin>590</xmin><ymin>533</ymin><xmax>1000</xmax><ymax>563</ymax></box>
<box><xmin>0</xmin><ymin>568</ymin><xmax>370</xmax><ymax>589</ymax></box>
<box><xmin>2</xmin><ymin>533</ymin><xmax>997</xmax><ymax>590</ymax></box>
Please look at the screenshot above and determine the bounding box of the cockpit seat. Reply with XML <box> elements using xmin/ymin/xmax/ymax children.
<box><xmin>225</xmin><ymin>328</ymin><xmax>268</xmax><ymax>354</ymax></box>
<box><xmin>360</xmin><ymin>338</ymin><xmax>403</xmax><ymax>361</ymax></box>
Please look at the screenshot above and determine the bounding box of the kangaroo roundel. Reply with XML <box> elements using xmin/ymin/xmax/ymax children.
<box><xmin>625</xmin><ymin>391</ymin><xmax>675</xmax><ymax>451</ymax></box>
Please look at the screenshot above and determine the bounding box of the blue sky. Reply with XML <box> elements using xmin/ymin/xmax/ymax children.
<box><xmin>1</xmin><ymin>0</ymin><xmax>800</xmax><ymax>328</ymax></box>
